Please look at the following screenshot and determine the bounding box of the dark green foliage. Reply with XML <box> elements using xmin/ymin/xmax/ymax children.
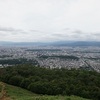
<box><xmin>20</xmin><ymin>78</ymin><xmax>31</xmax><ymax>89</ymax></box>
<box><xmin>39</xmin><ymin>55</ymin><xmax>79</xmax><ymax>60</ymax></box>
<box><xmin>0</xmin><ymin>58</ymin><xmax>39</xmax><ymax>65</ymax></box>
<box><xmin>0</xmin><ymin>65</ymin><xmax>100</xmax><ymax>100</ymax></box>
<box><xmin>8</xmin><ymin>75</ymin><xmax>23</xmax><ymax>86</ymax></box>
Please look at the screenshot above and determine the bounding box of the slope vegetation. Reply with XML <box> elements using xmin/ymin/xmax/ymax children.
<box><xmin>0</xmin><ymin>82</ymin><xmax>90</xmax><ymax>100</ymax></box>
<box><xmin>0</xmin><ymin>65</ymin><xmax>100</xmax><ymax>99</ymax></box>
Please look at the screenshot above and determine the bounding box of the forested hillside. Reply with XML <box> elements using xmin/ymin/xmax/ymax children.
<box><xmin>0</xmin><ymin>65</ymin><xmax>100</xmax><ymax>100</ymax></box>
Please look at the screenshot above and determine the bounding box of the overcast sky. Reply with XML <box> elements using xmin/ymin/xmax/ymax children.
<box><xmin>0</xmin><ymin>0</ymin><xmax>100</xmax><ymax>42</ymax></box>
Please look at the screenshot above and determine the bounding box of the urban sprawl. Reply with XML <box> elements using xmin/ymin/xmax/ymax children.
<box><xmin>0</xmin><ymin>46</ymin><xmax>100</xmax><ymax>72</ymax></box>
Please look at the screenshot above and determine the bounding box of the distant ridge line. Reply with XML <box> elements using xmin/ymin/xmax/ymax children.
<box><xmin>0</xmin><ymin>41</ymin><xmax>100</xmax><ymax>46</ymax></box>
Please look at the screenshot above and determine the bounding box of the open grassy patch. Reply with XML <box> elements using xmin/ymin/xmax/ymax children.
<box><xmin>5</xmin><ymin>83</ymin><xmax>90</xmax><ymax>100</ymax></box>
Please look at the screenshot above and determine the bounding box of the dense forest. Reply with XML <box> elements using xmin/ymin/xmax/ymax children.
<box><xmin>0</xmin><ymin>65</ymin><xmax>100</xmax><ymax>100</ymax></box>
<box><xmin>0</xmin><ymin>58</ymin><xmax>38</xmax><ymax>65</ymax></box>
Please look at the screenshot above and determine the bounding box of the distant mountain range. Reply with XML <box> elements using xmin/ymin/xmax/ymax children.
<box><xmin>50</xmin><ymin>41</ymin><xmax>100</xmax><ymax>46</ymax></box>
<box><xmin>0</xmin><ymin>41</ymin><xmax>100</xmax><ymax>47</ymax></box>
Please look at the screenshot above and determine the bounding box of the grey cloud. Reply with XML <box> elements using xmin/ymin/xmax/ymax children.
<box><xmin>0</xmin><ymin>32</ymin><xmax>7</xmax><ymax>36</ymax></box>
<box><xmin>92</xmin><ymin>33</ymin><xmax>100</xmax><ymax>36</ymax></box>
<box><xmin>30</xmin><ymin>30</ymin><xmax>45</xmax><ymax>34</ymax></box>
<box><xmin>0</xmin><ymin>27</ymin><xmax>27</xmax><ymax>35</ymax></box>
<box><xmin>52</xmin><ymin>29</ymin><xmax>100</xmax><ymax>41</ymax></box>
<box><xmin>53</xmin><ymin>34</ymin><xmax>64</xmax><ymax>37</ymax></box>
<box><xmin>0</xmin><ymin>27</ymin><xmax>20</xmax><ymax>32</ymax></box>
<box><xmin>30</xmin><ymin>30</ymin><xmax>40</xmax><ymax>32</ymax></box>
<box><xmin>72</xmin><ymin>30</ymin><xmax>84</xmax><ymax>34</ymax></box>
<box><xmin>52</xmin><ymin>33</ymin><xmax>67</xmax><ymax>37</ymax></box>
<box><xmin>62</xmin><ymin>28</ymin><xmax>70</xmax><ymax>31</ymax></box>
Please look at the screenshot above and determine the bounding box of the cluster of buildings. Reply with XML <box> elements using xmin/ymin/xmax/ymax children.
<box><xmin>0</xmin><ymin>46</ymin><xmax>100</xmax><ymax>72</ymax></box>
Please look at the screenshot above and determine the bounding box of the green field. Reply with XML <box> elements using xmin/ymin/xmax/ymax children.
<box><xmin>5</xmin><ymin>84</ymin><xmax>90</xmax><ymax>100</ymax></box>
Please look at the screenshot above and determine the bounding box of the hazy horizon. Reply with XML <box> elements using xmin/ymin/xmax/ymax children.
<box><xmin>0</xmin><ymin>0</ymin><xmax>100</xmax><ymax>42</ymax></box>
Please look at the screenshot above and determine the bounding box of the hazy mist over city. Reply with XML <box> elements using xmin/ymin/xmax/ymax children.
<box><xmin>0</xmin><ymin>0</ymin><xmax>100</xmax><ymax>42</ymax></box>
